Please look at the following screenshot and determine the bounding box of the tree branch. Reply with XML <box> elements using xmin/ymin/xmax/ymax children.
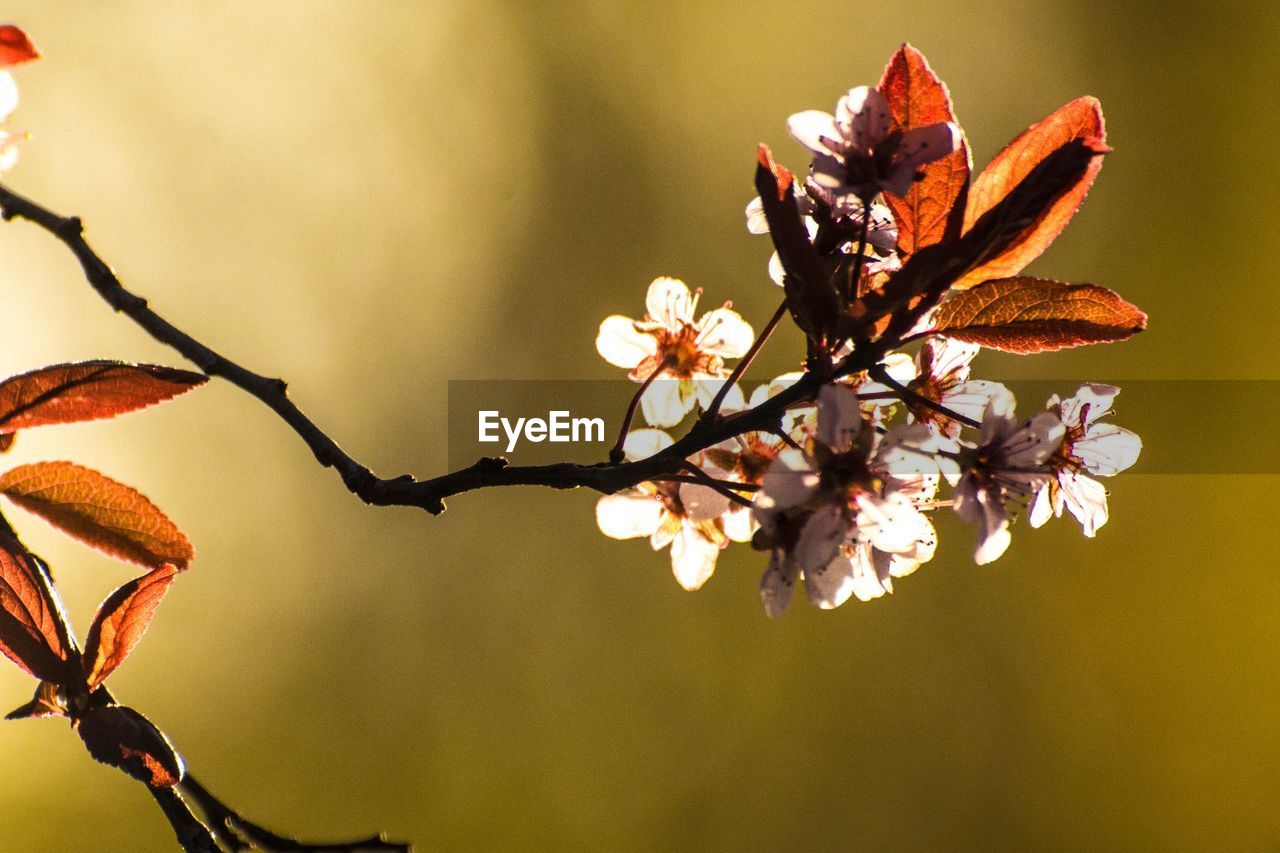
<box><xmin>0</xmin><ymin>184</ymin><xmax>884</xmax><ymax>515</ymax></box>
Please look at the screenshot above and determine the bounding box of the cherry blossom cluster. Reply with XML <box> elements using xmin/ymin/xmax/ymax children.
<box><xmin>591</xmin><ymin>48</ymin><xmax>1145</xmax><ymax>617</ymax></box>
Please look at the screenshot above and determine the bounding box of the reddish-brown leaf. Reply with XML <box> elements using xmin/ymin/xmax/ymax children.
<box><xmin>879</xmin><ymin>44</ymin><xmax>971</xmax><ymax>257</ymax></box>
<box><xmin>82</xmin><ymin>565</ymin><xmax>178</xmax><ymax>690</ymax></box>
<box><xmin>0</xmin><ymin>462</ymin><xmax>194</xmax><ymax>571</ymax></box>
<box><xmin>0</xmin><ymin>361</ymin><xmax>206</xmax><ymax>435</ymax></box>
<box><xmin>0</xmin><ymin>533</ymin><xmax>69</xmax><ymax>683</ymax></box>
<box><xmin>930</xmin><ymin>276</ymin><xmax>1147</xmax><ymax>353</ymax></box>
<box><xmin>5</xmin><ymin>680</ymin><xmax>66</xmax><ymax>720</ymax></box>
<box><xmin>955</xmin><ymin>97</ymin><xmax>1105</xmax><ymax>289</ymax></box>
<box><xmin>76</xmin><ymin>704</ymin><xmax>185</xmax><ymax>787</ymax></box>
<box><xmin>0</xmin><ymin>25</ymin><xmax>38</xmax><ymax>67</ymax></box>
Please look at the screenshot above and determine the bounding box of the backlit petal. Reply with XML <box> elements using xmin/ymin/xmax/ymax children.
<box><xmin>596</xmin><ymin>315</ymin><xmax>658</xmax><ymax>369</ymax></box>
<box><xmin>645</xmin><ymin>277</ymin><xmax>695</xmax><ymax>329</ymax></box>
<box><xmin>596</xmin><ymin>494</ymin><xmax>663</xmax><ymax>539</ymax></box>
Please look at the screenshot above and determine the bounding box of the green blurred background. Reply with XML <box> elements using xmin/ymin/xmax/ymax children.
<box><xmin>0</xmin><ymin>1</ymin><xmax>1275</xmax><ymax>850</ymax></box>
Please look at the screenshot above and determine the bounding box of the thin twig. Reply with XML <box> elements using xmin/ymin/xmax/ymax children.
<box><xmin>181</xmin><ymin>776</ymin><xmax>410</xmax><ymax>853</ymax></box>
<box><xmin>609</xmin><ymin>357</ymin><xmax>670</xmax><ymax>464</ymax></box>
<box><xmin>0</xmin><ymin>182</ymin><xmax>887</xmax><ymax>514</ymax></box>
<box><xmin>703</xmin><ymin>299</ymin><xmax>787</xmax><ymax>418</ymax></box>
<box><xmin>150</xmin><ymin>787</ymin><xmax>221</xmax><ymax>853</ymax></box>
<box><xmin>867</xmin><ymin>363</ymin><xmax>981</xmax><ymax>429</ymax></box>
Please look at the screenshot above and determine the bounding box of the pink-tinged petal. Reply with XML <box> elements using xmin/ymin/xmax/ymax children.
<box><xmin>1059</xmin><ymin>383</ymin><xmax>1121</xmax><ymax>427</ymax></box>
<box><xmin>745</xmin><ymin>196</ymin><xmax>770</xmax><ymax>234</ymax></box>
<box><xmin>806</xmin><ymin>552</ymin><xmax>858</xmax><ymax>609</ymax></box>
<box><xmin>817</xmin><ymin>384</ymin><xmax>861</xmax><ymax>451</ymax></box>
<box><xmin>723</xmin><ymin>506</ymin><xmax>757</xmax><ymax>543</ymax></box>
<box><xmin>836</xmin><ymin>86</ymin><xmax>891</xmax><ymax>151</ymax></box>
<box><xmin>679</xmin><ymin>480</ymin><xmax>731</xmax><ymax>522</ymax></box>
<box><xmin>621</xmin><ymin>428</ymin><xmax>673</xmax><ymax>461</ymax></box>
<box><xmin>760</xmin><ymin>551</ymin><xmax>798</xmax><ymax>618</ymax></box>
<box><xmin>596</xmin><ymin>493</ymin><xmax>664</xmax><ymax>540</ymax></box>
<box><xmin>596</xmin><ymin>315</ymin><xmax>659</xmax><ymax>369</ymax></box>
<box><xmin>644</xmin><ymin>277</ymin><xmax>695</xmax><ymax>330</ymax></box>
<box><xmin>639</xmin><ymin>378</ymin><xmax>692</xmax><ymax>428</ymax></box>
<box><xmin>670</xmin><ymin>527</ymin><xmax>720</xmax><ymax>591</ymax></box>
<box><xmin>1027</xmin><ymin>484</ymin><xmax>1054</xmax><ymax>529</ymax></box>
<box><xmin>760</xmin><ymin>448</ymin><xmax>819</xmax><ymax>510</ymax></box>
<box><xmin>794</xmin><ymin>505</ymin><xmax>846</xmax><ymax>572</ymax></box>
<box><xmin>941</xmin><ymin>380</ymin><xmax>1008</xmax><ymax>425</ymax></box>
<box><xmin>1059</xmin><ymin>470</ymin><xmax>1109</xmax><ymax>537</ymax></box>
<box><xmin>0</xmin><ymin>71</ymin><xmax>16</xmax><ymax>121</ymax></box>
<box><xmin>787</xmin><ymin>109</ymin><xmax>841</xmax><ymax>155</ymax></box>
<box><xmin>1074</xmin><ymin>423</ymin><xmax>1141</xmax><ymax>476</ymax></box>
<box><xmin>896</xmin><ymin>122</ymin><xmax>962</xmax><ymax>172</ymax></box>
<box><xmin>695</xmin><ymin>308</ymin><xmax>754</xmax><ymax>358</ymax></box>
<box><xmin>1002</xmin><ymin>412</ymin><xmax>1066</xmax><ymax>467</ymax></box>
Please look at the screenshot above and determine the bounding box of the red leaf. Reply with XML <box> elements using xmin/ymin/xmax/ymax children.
<box><xmin>82</xmin><ymin>565</ymin><xmax>178</xmax><ymax>690</ymax></box>
<box><xmin>0</xmin><ymin>533</ymin><xmax>70</xmax><ymax>683</ymax></box>
<box><xmin>76</xmin><ymin>704</ymin><xmax>184</xmax><ymax>787</ymax></box>
<box><xmin>955</xmin><ymin>97</ymin><xmax>1105</xmax><ymax>288</ymax></box>
<box><xmin>756</xmin><ymin>143</ymin><xmax>794</xmax><ymax>201</ymax></box>
<box><xmin>0</xmin><ymin>361</ymin><xmax>206</xmax><ymax>436</ymax></box>
<box><xmin>0</xmin><ymin>25</ymin><xmax>38</xmax><ymax>68</ymax></box>
<box><xmin>0</xmin><ymin>462</ymin><xmax>194</xmax><ymax>570</ymax></box>
<box><xmin>930</xmin><ymin>276</ymin><xmax>1147</xmax><ymax>353</ymax></box>
<box><xmin>879</xmin><ymin>44</ymin><xmax>971</xmax><ymax>257</ymax></box>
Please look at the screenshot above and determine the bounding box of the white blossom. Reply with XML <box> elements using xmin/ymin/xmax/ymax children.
<box><xmin>596</xmin><ymin>277</ymin><xmax>753</xmax><ymax>427</ymax></box>
<box><xmin>1028</xmin><ymin>384</ymin><xmax>1142</xmax><ymax>537</ymax></box>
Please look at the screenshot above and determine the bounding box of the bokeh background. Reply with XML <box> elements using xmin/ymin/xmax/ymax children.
<box><xmin>0</xmin><ymin>2</ymin><xmax>1275</xmax><ymax>850</ymax></box>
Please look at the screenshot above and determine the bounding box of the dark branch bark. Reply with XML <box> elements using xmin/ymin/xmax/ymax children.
<box><xmin>0</xmin><ymin>184</ymin><xmax>885</xmax><ymax>515</ymax></box>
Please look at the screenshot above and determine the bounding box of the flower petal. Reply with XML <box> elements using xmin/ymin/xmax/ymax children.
<box><xmin>836</xmin><ymin>86</ymin><xmax>891</xmax><ymax>151</ymax></box>
<box><xmin>0</xmin><ymin>71</ymin><xmax>16</xmax><ymax>122</ymax></box>
<box><xmin>817</xmin><ymin>384</ymin><xmax>861</xmax><ymax>451</ymax></box>
<box><xmin>745</xmin><ymin>196</ymin><xmax>770</xmax><ymax>234</ymax></box>
<box><xmin>645</xmin><ymin>277</ymin><xmax>695</xmax><ymax>330</ymax></box>
<box><xmin>787</xmin><ymin>109</ymin><xmax>841</xmax><ymax>155</ymax></box>
<box><xmin>760</xmin><ymin>449</ymin><xmax>819</xmax><ymax>510</ymax></box>
<box><xmin>640</xmin><ymin>379</ymin><xmax>692</xmax><ymax>428</ymax></box>
<box><xmin>679</xmin><ymin>480</ymin><xmax>731</xmax><ymax>522</ymax></box>
<box><xmin>1059</xmin><ymin>383</ymin><xmax>1121</xmax><ymax>428</ymax></box>
<box><xmin>596</xmin><ymin>316</ymin><xmax>658</xmax><ymax>369</ymax></box>
<box><xmin>670</xmin><ymin>526</ymin><xmax>720</xmax><ymax>591</ymax></box>
<box><xmin>806</xmin><ymin>552</ymin><xmax>858</xmax><ymax>610</ymax></box>
<box><xmin>622</xmin><ymin>428</ymin><xmax>673</xmax><ymax>461</ymax></box>
<box><xmin>1059</xmin><ymin>470</ymin><xmax>1109</xmax><ymax>537</ymax></box>
<box><xmin>760</xmin><ymin>551</ymin><xmax>798</xmax><ymax>618</ymax></box>
<box><xmin>1074</xmin><ymin>423</ymin><xmax>1141</xmax><ymax>476</ymax></box>
<box><xmin>794</xmin><ymin>505</ymin><xmax>846</xmax><ymax>572</ymax></box>
<box><xmin>895</xmin><ymin>122</ymin><xmax>962</xmax><ymax>172</ymax></box>
<box><xmin>723</xmin><ymin>506</ymin><xmax>757</xmax><ymax>543</ymax></box>
<box><xmin>596</xmin><ymin>494</ymin><xmax>663</xmax><ymax>540</ymax></box>
<box><xmin>695</xmin><ymin>308</ymin><xmax>754</xmax><ymax>358</ymax></box>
